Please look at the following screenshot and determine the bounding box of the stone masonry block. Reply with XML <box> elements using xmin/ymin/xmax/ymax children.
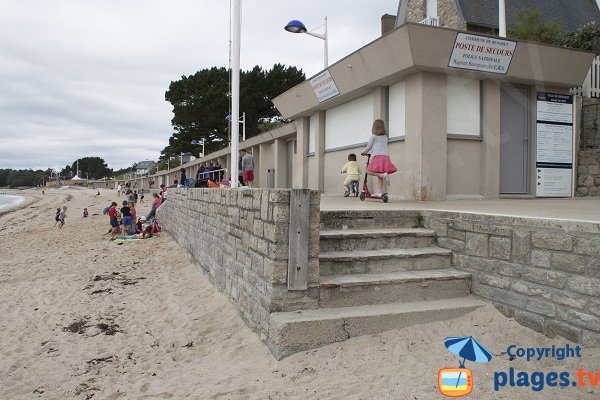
<box><xmin>490</xmin><ymin>236</ymin><xmax>511</xmax><ymax>260</ymax></box>
<box><xmin>588</xmin><ymin>299</ymin><xmax>600</xmax><ymax>316</ymax></box>
<box><xmin>455</xmin><ymin>254</ymin><xmax>496</xmax><ymax>273</ymax></box>
<box><xmin>427</xmin><ymin>220</ymin><xmax>448</xmax><ymax>237</ymax></box>
<box><xmin>437</xmin><ymin>237</ymin><xmax>465</xmax><ymax>252</ymax></box>
<box><xmin>447</xmin><ymin>228</ymin><xmax>466</xmax><ymax>241</ymax></box>
<box><xmin>522</xmin><ymin>267</ymin><xmax>568</xmax><ymax>289</ymax></box>
<box><xmin>269</xmin><ymin>190</ymin><xmax>290</xmax><ymax>203</ymax></box>
<box><xmin>556</xmin><ymin>307</ymin><xmax>600</xmax><ymax>332</ymax></box>
<box><xmin>574</xmin><ymin>237</ymin><xmax>600</xmax><ymax>257</ymax></box>
<box><xmin>272</xmin><ymin>204</ymin><xmax>289</xmax><ymax>223</ymax></box>
<box><xmin>511</xmin><ymin>280</ymin><xmax>551</xmax><ymax>299</ymax></box>
<box><xmin>476</xmin><ymin>274</ymin><xmax>512</xmax><ymax>289</ymax></box>
<box><xmin>448</xmin><ymin>221</ymin><xmax>473</xmax><ymax>231</ymax></box>
<box><xmin>514</xmin><ymin>310</ymin><xmax>545</xmax><ymax>333</ymax></box>
<box><xmin>526</xmin><ymin>299</ymin><xmax>556</xmax><ymax>317</ymax></box>
<box><xmin>545</xmin><ymin>320</ymin><xmax>582</xmax><ymax>343</ymax></box>
<box><xmin>582</xmin><ymin>330</ymin><xmax>600</xmax><ymax>347</ymax></box>
<box><xmin>494</xmin><ymin>261</ymin><xmax>522</xmax><ymax>278</ymax></box>
<box><xmin>531</xmin><ymin>250</ymin><xmax>551</xmax><ymax>268</ymax></box>
<box><xmin>567</xmin><ymin>275</ymin><xmax>600</xmax><ymax>296</ymax></box>
<box><xmin>550</xmin><ymin>253</ymin><xmax>586</xmax><ymax>274</ymax></box>
<box><xmin>473</xmin><ymin>224</ymin><xmax>513</xmax><ymax>237</ymax></box>
<box><xmin>532</xmin><ymin>232</ymin><xmax>573</xmax><ymax>251</ymax></box>
<box><xmin>472</xmin><ymin>284</ymin><xmax>527</xmax><ymax>308</ymax></box>
<box><xmin>465</xmin><ymin>232</ymin><xmax>489</xmax><ymax>257</ymax></box>
<box><xmin>552</xmin><ymin>291</ymin><xmax>588</xmax><ymax>310</ymax></box>
<box><xmin>587</xmin><ymin>257</ymin><xmax>600</xmax><ymax>278</ymax></box>
<box><xmin>511</xmin><ymin>230</ymin><xmax>531</xmax><ymax>264</ymax></box>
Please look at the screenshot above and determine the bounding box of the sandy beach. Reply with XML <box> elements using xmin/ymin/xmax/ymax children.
<box><xmin>1</xmin><ymin>187</ymin><xmax>599</xmax><ymax>399</ymax></box>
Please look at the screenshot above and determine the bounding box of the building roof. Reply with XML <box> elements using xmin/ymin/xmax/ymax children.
<box><xmin>456</xmin><ymin>0</ymin><xmax>600</xmax><ymax>31</ymax></box>
<box><xmin>136</xmin><ymin>161</ymin><xmax>155</xmax><ymax>169</ymax></box>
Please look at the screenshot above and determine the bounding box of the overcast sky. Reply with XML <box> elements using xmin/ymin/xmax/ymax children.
<box><xmin>0</xmin><ymin>1</ymin><xmax>398</xmax><ymax>171</ymax></box>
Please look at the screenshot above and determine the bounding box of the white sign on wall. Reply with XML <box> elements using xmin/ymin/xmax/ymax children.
<box><xmin>449</xmin><ymin>33</ymin><xmax>516</xmax><ymax>75</ymax></box>
<box><xmin>310</xmin><ymin>70</ymin><xmax>340</xmax><ymax>103</ymax></box>
<box><xmin>535</xmin><ymin>92</ymin><xmax>574</xmax><ymax>198</ymax></box>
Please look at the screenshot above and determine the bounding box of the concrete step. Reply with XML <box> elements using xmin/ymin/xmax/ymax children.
<box><xmin>267</xmin><ymin>296</ymin><xmax>487</xmax><ymax>359</ymax></box>
<box><xmin>320</xmin><ymin>228</ymin><xmax>436</xmax><ymax>252</ymax></box>
<box><xmin>319</xmin><ymin>246</ymin><xmax>452</xmax><ymax>275</ymax></box>
<box><xmin>320</xmin><ymin>210</ymin><xmax>421</xmax><ymax>230</ymax></box>
<box><xmin>319</xmin><ymin>269</ymin><xmax>472</xmax><ymax>308</ymax></box>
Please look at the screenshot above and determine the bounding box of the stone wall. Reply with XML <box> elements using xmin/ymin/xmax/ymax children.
<box><xmin>405</xmin><ymin>0</ymin><xmax>426</xmax><ymax>23</ymax></box>
<box><xmin>577</xmin><ymin>150</ymin><xmax>600</xmax><ymax>197</ymax></box>
<box><xmin>424</xmin><ymin>211</ymin><xmax>600</xmax><ymax>346</ymax></box>
<box><xmin>157</xmin><ymin>188</ymin><xmax>320</xmax><ymax>338</ymax></box>
<box><xmin>582</xmin><ymin>98</ymin><xmax>600</xmax><ymax>149</ymax></box>
<box><xmin>439</xmin><ymin>0</ymin><xmax>467</xmax><ymax>30</ymax></box>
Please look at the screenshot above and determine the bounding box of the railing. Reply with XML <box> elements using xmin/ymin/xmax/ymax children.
<box><xmin>419</xmin><ymin>16</ymin><xmax>439</xmax><ymax>26</ymax></box>
<box><xmin>571</xmin><ymin>55</ymin><xmax>600</xmax><ymax>98</ymax></box>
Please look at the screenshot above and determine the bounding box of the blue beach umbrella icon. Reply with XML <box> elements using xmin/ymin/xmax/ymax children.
<box><xmin>444</xmin><ymin>336</ymin><xmax>493</xmax><ymax>388</ymax></box>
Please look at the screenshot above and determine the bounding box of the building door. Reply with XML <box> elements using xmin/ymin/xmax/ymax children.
<box><xmin>286</xmin><ymin>140</ymin><xmax>295</xmax><ymax>188</ymax></box>
<box><xmin>500</xmin><ymin>85</ymin><xmax>529</xmax><ymax>194</ymax></box>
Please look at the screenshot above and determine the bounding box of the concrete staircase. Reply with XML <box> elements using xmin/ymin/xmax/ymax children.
<box><xmin>267</xmin><ymin>210</ymin><xmax>486</xmax><ymax>358</ymax></box>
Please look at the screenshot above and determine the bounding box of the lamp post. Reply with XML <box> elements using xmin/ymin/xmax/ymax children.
<box><xmin>285</xmin><ymin>17</ymin><xmax>328</xmax><ymax>68</ymax></box>
<box><xmin>191</xmin><ymin>139</ymin><xmax>205</xmax><ymax>157</ymax></box>
<box><xmin>225</xmin><ymin>112</ymin><xmax>246</xmax><ymax>141</ymax></box>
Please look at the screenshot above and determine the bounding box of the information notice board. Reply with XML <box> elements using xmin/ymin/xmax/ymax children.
<box><xmin>535</xmin><ymin>92</ymin><xmax>574</xmax><ymax>197</ymax></box>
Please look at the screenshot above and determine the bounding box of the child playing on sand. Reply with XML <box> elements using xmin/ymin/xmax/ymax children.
<box><xmin>111</xmin><ymin>225</ymin><xmax>154</xmax><ymax>241</ymax></box>
<box><xmin>146</xmin><ymin>193</ymin><xmax>161</xmax><ymax>220</ymax></box>
<box><xmin>83</xmin><ymin>208</ymin><xmax>88</xmax><ymax>218</ymax></box>
<box><xmin>108</xmin><ymin>202</ymin><xmax>119</xmax><ymax>230</ymax></box>
<box><xmin>57</xmin><ymin>206</ymin><xmax>67</xmax><ymax>228</ymax></box>
<box><xmin>120</xmin><ymin>200</ymin><xmax>132</xmax><ymax>234</ymax></box>
<box><xmin>361</xmin><ymin>119</ymin><xmax>398</xmax><ymax>197</ymax></box>
<box><xmin>340</xmin><ymin>153</ymin><xmax>361</xmax><ymax>197</ymax></box>
<box><xmin>54</xmin><ymin>208</ymin><xmax>61</xmax><ymax>226</ymax></box>
<box><xmin>139</xmin><ymin>189</ymin><xmax>145</xmax><ymax>203</ymax></box>
<box><xmin>128</xmin><ymin>202</ymin><xmax>137</xmax><ymax>234</ymax></box>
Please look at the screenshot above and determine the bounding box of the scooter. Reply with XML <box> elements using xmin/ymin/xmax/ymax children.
<box><xmin>359</xmin><ymin>154</ymin><xmax>389</xmax><ymax>203</ymax></box>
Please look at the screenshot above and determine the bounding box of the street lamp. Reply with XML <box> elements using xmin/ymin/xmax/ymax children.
<box><xmin>225</xmin><ymin>112</ymin><xmax>246</xmax><ymax>141</ymax></box>
<box><xmin>285</xmin><ymin>17</ymin><xmax>328</xmax><ymax>68</ymax></box>
<box><xmin>191</xmin><ymin>139</ymin><xmax>206</xmax><ymax>157</ymax></box>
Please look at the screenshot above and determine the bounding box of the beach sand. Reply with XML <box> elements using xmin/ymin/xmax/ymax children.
<box><xmin>1</xmin><ymin>187</ymin><xmax>599</xmax><ymax>399</ymax></box>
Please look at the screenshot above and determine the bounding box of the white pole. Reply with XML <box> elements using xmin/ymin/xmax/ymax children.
<box><xmin>242</xmin><ymin>112</ymin><xmax>246</xmax><ymax>142</ymax></box>
<box><xmin>324</xmin><ymin>17</ymin><xmax>328</xmax><ymax>68</ymax></box>
<box><xmin>231</xmin><ymin>0</ymin><xmax>241</xmax><ymax>188</ymax></box>
<box><xmin>499</xmin><ymin>0</ymin><xmax>506</xmax><ymax>37</ymax></box>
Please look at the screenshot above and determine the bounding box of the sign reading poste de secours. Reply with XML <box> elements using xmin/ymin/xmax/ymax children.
<box><xmin>449</xmin><ymin>33</ymin><xmax>516</xmax><ymax>74</ymax></box>
<box><xmin>310</xmin><ymin>70</ymin><xmax>340</xmax><ymax>103</ymax></box>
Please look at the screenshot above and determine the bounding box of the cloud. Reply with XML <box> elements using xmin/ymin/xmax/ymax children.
<box><xmin>0</xmin><ymin>0</ymin><xmax>396</xmax><ymax>170</ymax></box>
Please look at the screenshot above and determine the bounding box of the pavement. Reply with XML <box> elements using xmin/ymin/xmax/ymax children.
<box><xmin>320</xmin><ymin>196</ymin><xmax>600</xmax><ymax>223</ymax></box>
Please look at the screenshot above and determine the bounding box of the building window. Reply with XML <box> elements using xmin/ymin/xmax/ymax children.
<box><xmin>447</xmin><ymin>77</ymin><xmax>481</xmax><ymax>137</ymax></box>
<box><xmin>388</xmin><ymin>81</ymin><xmax>406</xmax><ymax>139</ymax></box>
<box><xmin>325</xmin><ymin>94</ymin><xmax>373</xmax><ymax>151</ymax></box>
<box><xmin>308</xmin><ymin>115</ymin><xmax>316</xmax><ymax>154</ymax></box>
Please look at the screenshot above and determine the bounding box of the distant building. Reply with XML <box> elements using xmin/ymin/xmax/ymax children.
<box><xmin>135</xmin><ymin>161</ymin><xmax>155</xmax><ymax>176</ymax></box>
<box><xmin>395</xmin><ymin>0</ymin><xmax>600</xmax><ymax>33</ymax></box>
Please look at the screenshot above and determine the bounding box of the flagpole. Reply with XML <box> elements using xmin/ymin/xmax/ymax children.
<box><xmin>230</xmin><ymin>0</ymin><xmax>241</xmax><ymax>188</ymax></box>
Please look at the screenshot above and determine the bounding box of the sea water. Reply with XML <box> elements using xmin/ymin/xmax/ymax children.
<box><xmin>0</xmin><ymin>194</ymin><xmax>25</xmax><ymax>211</ymax></box>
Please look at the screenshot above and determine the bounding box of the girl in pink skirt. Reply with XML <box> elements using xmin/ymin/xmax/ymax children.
<box><xmin>360</xmin><ymin>119</ymin><xmax>397</xmax><ymax>196</ymax></box>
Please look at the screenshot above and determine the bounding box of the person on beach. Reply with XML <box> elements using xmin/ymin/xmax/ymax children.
<box><xmin>180</xmin><ymin>168</ymin><xmax>187</xmax><ymax>187</ymax></box>
<box><xmin>160</xmin><ymin>184</ymin><xmax>167</xmax><ymax>203</ymax></box>
<box><xmin>139</xmin><ymin>189</ymin><xmax>145</xmax><ymax>203</ymax></box>
<box><xmin>83</xmin><ymin>208</ymin><xmax>89</xmax><ymax>218</ymax></box>
<box><xmin>361</xmin><ymin>119</ymin><xmax>397</xmax><ymax>197</ymax></box>
<box><xmin>111</xmin><ymin>225</ymin><xmax>154</xmax><ymax>241</ymax></box>
<box><xmin>146</xmin><ymin>193</ymin><xmax>161</xmax><ymax>220</ymax></box>
<box><xmin>57</xmin><ymin>206</ymin><xmax>67</xmax><ymax>228</ymax></box>
<box><xmin>120</xmin><ymin>200</ymin><xmax>132</xmax><ymax>234</ymax></box>
<box><xmin>54</xmin><ymin>208</ymin><xmax>61</xmax><ymax>226</ymax></box>
<box><xmin>341</xmin><ymin>153</ymin><xmax>362</xmax><ymax>197</ymax></box>
<box><xmin>117</xmin><ymin>184</ymin><xmax>122</xmax><ymax>197</ymax></box>
<box><xmin>241</xmin><ymin>149</ymin><xmax>254</xmax><ymax>187</ymax></box>
<box><xmin>128</xmin><ymin>202</ymin><xmax>137</xmax><ymax>233</ymax></box>
<box><xmin>108</xmin><ymin>202</ymin><xmax>119</xmax><ymax>231</ymax></box>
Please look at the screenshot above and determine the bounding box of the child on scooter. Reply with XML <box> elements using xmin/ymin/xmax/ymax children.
<box><xmin>341</xmin><ymin>153</ymin><xmax>362</xmax><ymax>197</ymax></box>
<box><xmin>361</xmin><ymin>119</ymin><xmax>397</xmax><ymax>197</ymax></box>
